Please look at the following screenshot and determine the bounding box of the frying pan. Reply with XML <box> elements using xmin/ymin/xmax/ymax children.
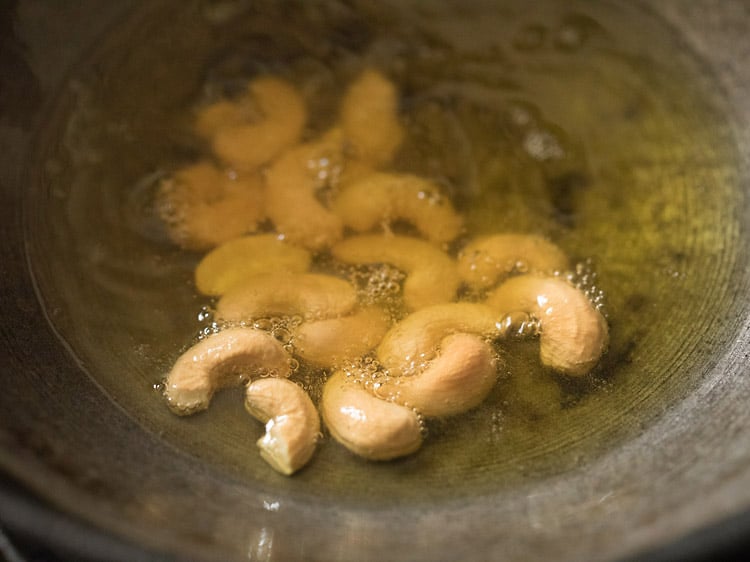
<box><xmin>1</xmin><ymin>0</ymin><xmax>749</xmax><ymax>560</ymax></box>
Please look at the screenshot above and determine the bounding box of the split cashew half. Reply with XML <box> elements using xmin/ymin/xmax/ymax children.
<box><xmin>331</xmin><ymin>172</ymin><xmax>463</xmax><ymax>244</ymax></box>
<box><xmin>164</xmin><ymin>327</ymin><xmax>292</xmax><ymax>415</ymax></box>
<box><xmin>377</xmin><ymin>302</ymin><xmax>501</xmax><ymax>376</ymax></box>
<box><xmin>375</xmin><ymin>333</ymin><xmax>497</xmax><ymax>418</ymax></box>
<box><xmin>321</xmin><ymin>371</ymin><xmax>423</xmax><ymax>461</ymax></box>
<box><xmin>194</xmin><ymin>234</ymin><xmax>311</xmax><ymax>296</ymax></box>
<box><xmin>458</xmin><ymin>234</ymin><xmax>569</xmax><ymax>290</ymax></box>
<box><xmin>197</xmin><ymin>76</ymin><xmax>307</xmax><ymax>171</ymax></box>
<box><xmin>485</xmin><ymin>274</ymin><xmax>608</xmax><ymax>376</ymax></box>
<box><xmin>292</xmin><ymin>307</ymin><xmax>391</xmax><ymax>368</ymax></box>
<box><xmin>331</xmin><ymin>235</ymin><xmax>460</xmax><ymax>310</ymax></box>
<box><xmin>264</xmin><ymin>128</ymin><xmax>345</xmax><ymax>250</ymax></box>
<box><xmin>244</xmin><ymin>378</ymin><xmax>320</xmax><ymax>475</ymax></box>
<box><xmin>158</xmin><ymin>162</ymin><xmax>265</xmax><ymax>251</ymax></box>
<box><xmin>340</xmin><ymin>69</ymin><xmax>405</xmax><ymax>167</ymax></box>
<box><xmin>216</xmin><ymin>272</ymin><xmax>357</xmax><ymax>323</ymax></box>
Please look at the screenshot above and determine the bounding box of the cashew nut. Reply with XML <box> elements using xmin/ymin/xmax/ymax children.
<box><xmin>292</xmin><ymin>307</ymin><xmax>391</xmax><ymax>368</ymax></box>
<box><xmin>331</xmin><ymin>172</ymin><xmax>463</xmax><ymax>244</ymax></box>
<box><xmin>377</xmin><ymin>302</ymin><xmax>501</xmax><ymax>376</ymax></box>
<box><xmin>321</xmin><ymin>370</ymin><xmax>423</xmax><ymax>461</ymax></box>
<box><xmin>375</xmin><ymin>333</ymin><xmax>497</xmax><ymax>417</ymax></box>
<box><xmin>199</xmin><ymin>76</ymin><xmax>307</xmax><ymax>171</ymax></box>
<box><xmin>194</xmin><ymin>234</ymin><xmax>311</xmax><ymax>296</ymax></box>
<box><xmin>264</xmin><ymin>128</ymin><xmax>345</xmax><ymax>250</ymax></box>
<box><xmin>458</xmin><ymin>234</ymin><xmax>569</xmax><ymax>290</ymax></box>
<box><xmin>331</xmin><ymin>234</ymin><xmax>460</xmax><ymax>310</ymax></box>
<box><xmin>485</xmin><ymin>274</ymin><xmax>608</xmax><ymax>376</ymax></box>
<box><xmin>164</xmin><ymin>327</ymin><xmax>292</xmax><ymax>415</ymax></box>
<box><xmin>244</xmin><ymin>378</ymin><xmax>320</xmax><ymax>475</ymax></box>
<box><xmin>340</xmin><ymin>69</ymin><xmax>404</xmax><ymax>167</ymax></box>
<box><xmin>158</xmin><ymin>162</ymin><xmax>265</xmax><ymax>251</ymax></box>
<box><xmin>216</xmin><ymin>272</ymin><xmax>357</xmax><ymax>323</ymax></box>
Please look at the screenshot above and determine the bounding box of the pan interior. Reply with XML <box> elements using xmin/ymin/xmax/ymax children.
<box><xmin>23</xmin><ymin>0</ymin><xmax>744</xmax><ymax>507</ymax></box>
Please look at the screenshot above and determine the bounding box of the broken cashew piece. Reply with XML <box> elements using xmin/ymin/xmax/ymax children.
<box><xmin>331</xmin><ymin>235</ymin><xmax>460</xmax><ymax>310</ymax></box>
<box><xmin>485</xmin><ymin>274</ymin><xmax>608</xmax><ymax>376</ymax></box>
<box><xmin>377</xmin><ymin>302</ymin><xmax>500</xmax><ymax>376</ymax></box>
<box><xmin>292</xmin><ymin>307</ymin><xmax>391</xmax><ymax>368</ymax></box>
<box><xmin>321</xmin><ymin>371</ymin><xmax>423</xmax><ymax>461</ymax></box>
<box><xmin>375</xmin><ymin>333</ymin><xmax>497</xmax><ymax>418</ymax></box>
<box><xmin>332</xmin><ymin>172</ymin><xmax>463</xmax><ymax>244</ymax></box>
<box><xmin>200</xmin><ymin>76</ymin><xmax>307</xmax><ymax>170</ymax></box>
<box><xmin>458</xmin><ymin>234</ymin><xmax>569</xmax><ymax>290</ymax></box>
<box><xmin>245</xmin><ymin>378</ymin><xmax>320</xmax><ymax>475</ymax></box>
<box><xmin>194</xmin><ymin>234</ymin><xmax>311</xmax><ymax>296</ymax></box>
<box><xmin>164</xmin><ymin>327</ymin><xmax>292</xmax><ymax>415</ymax></box>
<box><xmin>340</xmin><ymin>69</ymin><xmax>405</xmax><ymax>167</ymax></box>
<box><xmin>264</xmin><ymin>129</ymin><xmax>345</xmax><ymax>250</ymax></box>
<box><xmin>216</xmin><ymin>272</ymin><xmax>357</xmax><ymax>323</ymax></box>
<box><xmin>158</xmin><ymin>161</ymin><xmax>265</xmax><ymax>251</ymax></box>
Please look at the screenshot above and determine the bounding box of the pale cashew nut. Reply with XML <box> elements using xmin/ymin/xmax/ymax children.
<box><xmin>164</xmin><ymin>327</ymin><xmax>292</xmax><ymax>415</ymax></box>
<box><xmin>292</xmin><ymin>307</ymin><xmax>391</xmax><ymax>368</ymax></box>
<box><xmin>158</xmin><ymin>162</ymin><xmax>265</xmax><ymax>251</ymax></box>
<box><xmin>340</xmin><ymin>69</ymin><xmax>405</xmax><ymax>167</ymax></box>
<box><xmin>195</xmin><ymin>234</ymin><xmax>311</xmax><ymax>296</ymax></box>
<box><xmin>244</xmin><ymin>378</ymin><xmax>320</xmax><ymax>475</ymax></box>
<box><xmin>264</xmin><ymin>128</ymin><xmax>345</xmax><ymax>250</ymax></box>
<box><xmin>321</xmin><ymin>371</ymin><xmax>423</xmax><ymax>461</ymax></box>
<box><xmin>198</xmin><ymin>76</ymin><xmax>307</xmax><ymax>171</ymax></box>
<box><xmin>374</xmin><ymin>333</ymin><xmax>497</xmax><ymax>417</ymax></box>
<box><xmin>216</xmin><ymin>272</ymin><xmax>357</xmax><ymax>323</ymax></box>
<box><xmin>458</xmin><ymin>234</ymin><xmax>569</xmax><ymax>290</ymax></box>
<box><xmin>331</xmin><ymin>235</ymin><xmax>460</xmax><ymax>310</ymax></box>
<box><xmin>377</xmin><ymin>302</ymin><xmax>501</xmax><ymax>376</ymax></box>
<box><xmin>485</xmin><ymin>274</ymin><xmax>608</xmax><ymax>376</ymax></box>
<box><xmin>331</xmin><ymin>172</ymin><xmax>463</xmax><ymax>244</ymax></box>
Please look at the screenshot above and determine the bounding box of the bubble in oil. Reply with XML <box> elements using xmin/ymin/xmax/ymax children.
<box><xmin>523</xmin><ymin>128</ymin><xmax>566</xmax><ymax>162</ymax></box>
<box><xmin>197</xmin><ymin>305</ymin><xmax>213</xmax><ymax>323</ymax></box>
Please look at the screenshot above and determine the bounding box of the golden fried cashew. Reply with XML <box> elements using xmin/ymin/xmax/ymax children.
<box><xmin>340</xmin><ymin>69</ymin><xmax>405</xmax><ymax>167</ymax></box>
<box><xmin>244</xmin><ymin>378</ymin><xmax>320</xmax><ymax>475</ymax></box>
<box><xmin>331</xmin><ymin>172</ymin><xmax>463</xmax><ymax>244</ymax></box>
<box><xmin>485</xmin><ymin>274</ymin><xmax>608</xmax><ymax>376</ymax></box>
<box><xmin>158</xmin><ymin>162</ymin><xmax>265</xmax><ymax>251</ymax></box>
<box><xmin>216</xmin><ymin>272</ymin><xmax>357</xmax><ymax>323</ymax></box>
<box><xmin>195</xmin><ymin>234</ymin><xmax>311</xmax><ymax>296</ymax></box>
<box><xmin>321</xmin><ymin>371</ymin><xmax>423</xmax><ymax>461</ymax></box>
<box><xmin>198</xmin><ymin>76</ymin><xmax>307</xmax><ymax>170</ymax></box>
<box><xmin>458</xmin><ymin>234</ymin><xmax>569</xmax><ymax>290</ymax></box>
<box><xmin>164</xmin><ymin>327</ymin><xmax>292</xmax><ymax>415</ymax></box>
<box><xmin>292</xmin><ymin>307</ymin><xmax>391</xmax><ymax>368</ymax></box>
<box><xmin>377</xmin><ymin>302</ymin><xmax>500</xmax><ymax>376</ymax></box>
<box><xmin>331</xmin><ymin>235</ymin><xmax>460</xmax><ymax>310</ymax></box>
<box><xmin>375</xmin><ymin>333</ymin><xmax>497</xmax><ymax>417</ymax></box>
<box><xmin>264</xmin><ymin>129</ymin><xmax>346</xmax><ymax>250</ymax></box>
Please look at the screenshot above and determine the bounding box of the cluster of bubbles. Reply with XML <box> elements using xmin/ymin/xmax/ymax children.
<box><xmin>495</xmin><ymin>310</ymin><xmax>541</xmax><ymax>339</ymax></box>
<box><xmin>342</xmin><ymin>263</ymin><xmax>405</xmax><ymax>307</ymax></box>
<box><xmin>338</xmin><ymin>355</ymin><xmax>429</xmax><ymax>437</ymax></box>
<box><xmin>562</xmin><ymin>259</ymin><xmax>608</xmax><ymax>316</ymax></box>
<box><xmin>310</xmin><ymin>149</ymin><xmax>346</xmax><ymax>206</ymax></box>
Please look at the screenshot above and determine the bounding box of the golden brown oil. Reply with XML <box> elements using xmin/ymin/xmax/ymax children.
<box><xmin>25</xmin><ymin>0</ymin><xmax>743</xmax><ymax>504</ymax></box>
